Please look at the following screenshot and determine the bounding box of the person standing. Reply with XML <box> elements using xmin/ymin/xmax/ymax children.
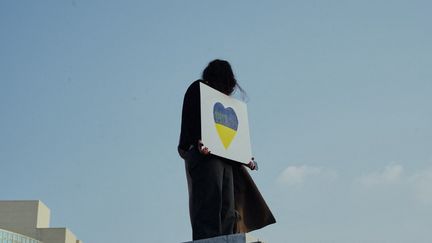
<box><xmin>178</xmin><ymin>59</ymin><xmax>275</xmax><ymax>241</ymax></box>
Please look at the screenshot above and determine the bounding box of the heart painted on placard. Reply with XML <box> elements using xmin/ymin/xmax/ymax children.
<box><xmin>213</xmin><ymin>102</ymin><xmax>238</xmax><ymax>149</ymax></box>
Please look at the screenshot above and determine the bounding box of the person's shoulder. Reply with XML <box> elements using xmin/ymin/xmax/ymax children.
<box><xmin>190</xmin><ymin>79</ymin><xmax>203</xmax><ymax>88</ymax></box>
<box><xmin>183</xmin><ymin>80</ymin><xmax>202</xmax><ymax>101</ymax></box>
<box><xmin>186</xmin><ymin>79</ymin><xmax>203</xmax><ymax>93</ymax></box>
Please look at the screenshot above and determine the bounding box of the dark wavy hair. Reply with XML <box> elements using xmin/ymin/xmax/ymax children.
<box><xmin>202</xmin><ymin>59</ymin><xmax>245</xmax><ymax>96</ymax></box>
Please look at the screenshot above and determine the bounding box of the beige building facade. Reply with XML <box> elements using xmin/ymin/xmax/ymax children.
<box><xmin>0</xmin><ymin>200</ymin><xmax>82</xmax><ymax>243</ymax></box>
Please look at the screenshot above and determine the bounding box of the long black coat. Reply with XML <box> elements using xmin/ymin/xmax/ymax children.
<box><xmin>231</xmin><ymin>162</ymin><xmax>276</xmax><ymax>232</ymax></box>
<box><xmin>181</xmin><ymin>148</ymin><xmax>276</xmax><ymax>233</ymax></box>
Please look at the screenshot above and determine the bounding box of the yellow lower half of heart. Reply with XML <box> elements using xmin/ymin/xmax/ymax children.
<box><xmin>215</xmin><ymin>124</ymin><xmax>237</xmax><ymax>149</ymax></box>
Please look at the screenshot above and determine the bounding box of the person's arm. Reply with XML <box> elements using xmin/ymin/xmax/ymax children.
<box><xmin>179</xmin><ymin>81</ymin><xmax>206</xmax><ymax>156</ymax></box>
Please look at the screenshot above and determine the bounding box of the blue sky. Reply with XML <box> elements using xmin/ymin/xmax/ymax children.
<box><xmin>1</xmin><ymin>1</ymin><xmax>431</xmax><ymax>242</ymax></box>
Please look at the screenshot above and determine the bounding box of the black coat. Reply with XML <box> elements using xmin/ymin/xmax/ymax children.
<box><xmin>180</xmin><ymin>148</ymin><xmax>276</xmax><ymax>233</ymax></box>
<box><xmin>231</xmin><ymin>162</ymin><xmax>276</xmax><ymax>232</ymax></box>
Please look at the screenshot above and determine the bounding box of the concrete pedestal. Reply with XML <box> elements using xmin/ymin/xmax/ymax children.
<box><xmin>183</xmin><ymin>233</ymin><xmax>265</xmax><ymax>243</ymax></box>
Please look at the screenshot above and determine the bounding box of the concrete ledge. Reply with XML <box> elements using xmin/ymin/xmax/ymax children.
<box><xmin>183</xmin><ymin>233</ymin><xmax>265</xmax><ymax>243</ymax></box>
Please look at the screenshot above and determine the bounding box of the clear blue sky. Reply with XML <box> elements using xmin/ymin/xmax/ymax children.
<box><xmin>1</xmin><ymin>1</ymin><xmax>431</xmax><ymax>242</ymax></box>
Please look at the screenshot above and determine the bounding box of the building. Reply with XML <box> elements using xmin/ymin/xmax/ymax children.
<box><xmin>0</xmin><ymin>200</ymin><xmax>82</xmax><ymax>243</ymax></box>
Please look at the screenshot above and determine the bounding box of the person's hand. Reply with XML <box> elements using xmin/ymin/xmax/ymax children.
<box><xmin>198</xmin><ymin>140</ymin><xmax>211</xmax><ymax>155</ymax></box>
<box><xmin>246</xmin><ymin>157</ymin><xmax>258</xmax><ymax>171</ymax></box>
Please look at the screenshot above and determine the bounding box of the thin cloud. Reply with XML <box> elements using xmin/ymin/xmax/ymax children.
<box><xmin>277</xmin><ymin>165</ymin><xmax>337</xmax><ymax>186</ymax></box>
<box><xmin>358</xmin><ymin>164</ymin><xmax>404</xmax><ymax>186</ymax></box>
<box><xmin>357</xmin><ymin>164</ymin><xmax>432</xmax><ymax>204</ymax></box>
<box><xmin>410</xmin><ymin>168</ymin><xmax>432</xmax><ymax>204</ymax></box>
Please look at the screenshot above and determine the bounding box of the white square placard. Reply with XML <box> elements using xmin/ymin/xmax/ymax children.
<box><xmin>200</xmin><ymin>82</ymin><xmax>252</xmax><ymax>164</ymax></box>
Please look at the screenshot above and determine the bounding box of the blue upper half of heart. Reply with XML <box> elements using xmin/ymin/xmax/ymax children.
<box><xmin>213</xmin><ymin>102</ymin><xmax>238</xmax><ymax>131</ymax></box>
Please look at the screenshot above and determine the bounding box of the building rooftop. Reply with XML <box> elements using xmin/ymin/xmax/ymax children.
<box><xmin>0</xmin><ymin>200</ymin><xmax>83</xmax><ymax>243</ymax></box>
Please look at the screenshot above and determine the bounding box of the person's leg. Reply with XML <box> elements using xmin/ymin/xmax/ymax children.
<box><xmin>187</xmin><ymin>152</ymin><xmax>224</xmax><ymax>240</ymax></box>
<box><xmin>220</xmin><ymin>162</ymin><xmax>236</xmax><ymax>235</ymax></box>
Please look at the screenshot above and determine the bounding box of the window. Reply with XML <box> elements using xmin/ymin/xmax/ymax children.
<box><xmin>0</xmin><ymin>230</ymin><xmax>40</xmax><ymax>243</ymax></box>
